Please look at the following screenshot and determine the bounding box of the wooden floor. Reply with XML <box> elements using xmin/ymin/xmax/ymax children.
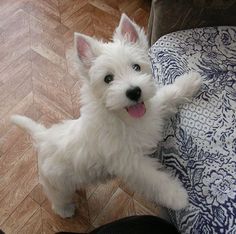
<box><xmin>0</xmin><ymin>0</ymin><xmax>161</xmax><ymax>233</ymax></box>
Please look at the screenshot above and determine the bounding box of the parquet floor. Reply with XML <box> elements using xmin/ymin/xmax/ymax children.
<box><xmin>0</xmin><ymin>0</ymin><xmax>161</xmax><ymax>233</ymax></box>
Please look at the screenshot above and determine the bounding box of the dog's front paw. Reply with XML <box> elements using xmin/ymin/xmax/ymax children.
<box><xmin>52</xmin><ymin>203</ymin><xmax>76</xmax><ymax>218</ymax></box>
<box><xmin>175</xmin><ymin>72</ymin><xmax>203</xmax><ymax>99</ymax></box>
<box><xmin>159</xmin><ymin>180</ymin><xmax>189</xmax><ymax>210</ymax></box>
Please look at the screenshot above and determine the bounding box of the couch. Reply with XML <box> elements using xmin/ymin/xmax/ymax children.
<box><xmin>148</xmin><ymin>1</ymin><xmax>236</xmax><ymax>233</ymax></box>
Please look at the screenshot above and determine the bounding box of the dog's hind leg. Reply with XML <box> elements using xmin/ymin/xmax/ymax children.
<box><xmin>42</xmin><ymin>180</ymin><xmax>76</xmax><ymax>218</ymax></box>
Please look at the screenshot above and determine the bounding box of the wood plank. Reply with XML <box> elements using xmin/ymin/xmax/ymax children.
<box><xmin>18</xmin><ymin>208</ymin><xmax>42</xmax><ymax>234</ymax></box>
<box><xmin>0</xmin><ymin>133</ymin><xmax>32</xmax><ymax>177</ymax></box>
<box><xmin>62</xmin><ymin>4</ymin><xmax>94</xmax><ymax>29</ymax></box>
<box><xmin>33</xmin><ymin>77</ymin><xmax>73</xmax><ymax>116</ymax></box>
<box><xmin>0</xmin><ymin>0</ymin><xmax>28</xmax><ymax>28</ymax></box>
<box><xmin>34</xmin><ymin>93</ymin><xmax>72</xmax><ymax>122</ymax></box>
<box><xmin>1</xmin><ymin>196</ymin><xmax>40</xmax><ymax>233</ymax></box>
<box><xmin>0</xmin><ymin>92</ymin><xmax>33</xmax><ymax>139</ymax></box>
<box><xmin>31</xmin><ymin>42</ymin><xmax>67</xmax><ymax>71</ymax></box>
<box><xmin>0</xmin><ymin>77</ymin><xmax>32</xmax><ymax>118</ymax></box>
<box><xmin>0</xmin><ymin>60</ymin><xmax>31</xmax><ymax>104</ymax></box>
<box><xmin>59</xmin><ymin>0</ymin><xmax>88</xmax><ymax>23</ymax></box>
<box><xmin>0</xmin><ymin>33</ymin><xmax>30</xmax><ymax>74</ymax></box>
<box><xmin>134</xmin><ymin>200</ymin><xmax>157</xmax><ymax>216</ymax></box>
<box><xmin>0</xmin><ymin>10</ymin><xmax>30</xmax><ymax>44</ymax></box>
<box><xmin>29</xmin><ymin>184</ymin><xmax>47</xmax><ymax>206</ymax></box>
<box><xmin>88</xmin><ymin>0</ymin><xmax>120</xmax><ymax>18</ymax></box>
<box><xmin>133</xmin><ymin>192</ymin><xmax>161</xmax><ymax>215</ymax></box>
<box><xmin>22</xmin><ymin>1</ymin><xmax>61</xmax><ymax>29</ymax></box>
<box><xmin>0</xmin><ymin>51</ymin><xmax>31</xmax><ymax>84</ymax></box>
<box><xmin>0</xmin><ymin>148</ymin><xmax>38</xmax><ymax>225</ymax></box>
<box><xmin>31</xmin><ymin>50</ymin><xmax>66</xmax><ymax>80</ymax></box>
<box><xmin>88</xmin><ymin>179</ymin><xmax>120</xmax><ymax>222</ymax></box>
<box><xmin>93</xmin><ymin>188</ymin><xmax>135</xmax><ymax>227</ymax></box>
<box><xmin>30</xmin><ymin>15</ymin><xmax>65</xmax><ymax>48</ymax></box>
<box><xmin>119</xmin><ymin>181</ymin><xmax>135</xmax><ymax>197</ymax></box>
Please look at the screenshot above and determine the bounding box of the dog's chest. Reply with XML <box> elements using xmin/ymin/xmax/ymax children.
<box><xmin>93</xmin><ymin>118</ymin><xmax>162</xmax><ymax>157</ymax></box>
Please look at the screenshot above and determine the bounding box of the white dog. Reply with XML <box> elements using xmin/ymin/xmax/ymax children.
<box><xmin>11</xmin><ymin>14</ymin><xmax>202</xmax><ymax>218</ymax></box>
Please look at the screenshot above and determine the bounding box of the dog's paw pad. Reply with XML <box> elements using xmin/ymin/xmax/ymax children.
<box><xmin>53</xmin><ymin>203</ymin><xmax>76</xmax><ymax>218</ymax></box>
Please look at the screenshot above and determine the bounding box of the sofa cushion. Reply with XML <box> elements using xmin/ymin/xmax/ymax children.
<box><xmin>149</xmin><ymin>26</ymin><xmax>236</xmax><ymax>233</ymax></box>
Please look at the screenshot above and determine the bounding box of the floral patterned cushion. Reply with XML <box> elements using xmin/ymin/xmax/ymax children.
<box><xmin>149</xmin><ymin>27</ymin><xmax>236</xmax><ymax>234</ymax></box>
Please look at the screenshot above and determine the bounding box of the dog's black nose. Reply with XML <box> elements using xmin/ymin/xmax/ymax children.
<box><xmin>126</xmin><ymin>86</ymin><xmax>142</xmax><ymax>101</ymax></box>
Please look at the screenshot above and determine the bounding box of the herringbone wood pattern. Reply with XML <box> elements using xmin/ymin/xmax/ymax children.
<box><xmin>0</xmin><ymin>1</ymin><xmax>160</xmax><ymax>233</ymax></box>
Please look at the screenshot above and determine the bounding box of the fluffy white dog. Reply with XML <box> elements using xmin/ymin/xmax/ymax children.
<box><xmin>11</xmin><ymin>14</ymin><xmax>202</xmax><ymax>218</ymax></box>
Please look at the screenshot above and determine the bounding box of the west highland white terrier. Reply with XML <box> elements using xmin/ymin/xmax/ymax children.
<box><xmin>11</xmin><ymin>14</ymin><xmax>202</xmax><ymax>218</ymax></box>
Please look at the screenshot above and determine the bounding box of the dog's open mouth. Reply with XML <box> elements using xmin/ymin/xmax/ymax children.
<box><xmin>125</xmin><ymin>102</ymin><xmax>146</xmax><ymax>118</ymax></box>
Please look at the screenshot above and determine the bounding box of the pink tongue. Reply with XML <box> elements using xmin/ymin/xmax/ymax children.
<box><xmin>126</xmin><ymin>103</ymin><xmax>146</xmax><ymax>118</ymax></box>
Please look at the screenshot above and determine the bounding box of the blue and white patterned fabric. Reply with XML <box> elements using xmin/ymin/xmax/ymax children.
<box><xmin>149</xmin><ymin>27</ymin><xmax>236</xmax><ymax>234</ymax></box>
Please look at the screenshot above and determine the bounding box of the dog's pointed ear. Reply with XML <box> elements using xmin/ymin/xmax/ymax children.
<box><xmin>117</xmin><ymin>13</ymin><xmax>138</xmax><ymax>43</ymax></box>
<box><xmin>74</xmin><ymin>33</ymin><xmax>102</xmax><ymax>68</ymax></box>
<box><xmin>113</xmin><ymin>13</ymin><xmax>148</xmax><ymax>48</ymax></box>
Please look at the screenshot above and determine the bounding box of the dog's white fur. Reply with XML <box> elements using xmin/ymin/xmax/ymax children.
<box><xmin>11</xmin><ymin>14</ymin><xmax>202</xmax><ymax>218</ymax></box>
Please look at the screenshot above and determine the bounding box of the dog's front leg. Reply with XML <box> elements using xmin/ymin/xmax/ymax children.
<box><xmin>112</xmin><ymin>156</ymin><xmax>188</xmax><ymax>210</ymax></box>
<box><xmin>154</xmin><ymin>72</ymin><xmax>202</xmax><ymax>117</ymax></box>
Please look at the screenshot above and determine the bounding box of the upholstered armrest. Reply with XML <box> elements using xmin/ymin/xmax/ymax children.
<box><xmin>148</xmin><ymin>0</ymin><xmax>236</xmax><ymax>45</ymax></box>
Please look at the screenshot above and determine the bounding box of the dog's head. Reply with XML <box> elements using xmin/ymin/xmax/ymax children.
<box><xmin>75</xmin><ymin>14</ymin><xmax>156</xmax><ymax>119</ymax></box>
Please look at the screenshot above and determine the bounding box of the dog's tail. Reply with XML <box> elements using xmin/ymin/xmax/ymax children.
<box><xmin>11</xmin><ymin>115</ymin><xmax>46</xmax><ymax>136</ymax></box>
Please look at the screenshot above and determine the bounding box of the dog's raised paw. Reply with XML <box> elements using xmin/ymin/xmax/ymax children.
<box><xmin>52</xmin><ymin>203</ymin><xmax>76</xmax><ymax>218</ymax></box>
<box><xmin>186</xmin><ymin>72</ymin><xmax>203</xmax><ymax>94</ymax></box>
<box><xmin>175</xmin><ymin>72</ymin><xmax>203</xmax><ymax>98</ymax></box>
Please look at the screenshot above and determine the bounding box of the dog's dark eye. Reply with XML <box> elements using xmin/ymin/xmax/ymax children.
<box><xmin>132</xmin><ymin>64</ymin><xmax>141</xmax><ymax>72</ymax></box>
<box><xmin>104</xmin><ymin>74</ymin><xmax>114</xmax><ymax>84</ymax></box>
